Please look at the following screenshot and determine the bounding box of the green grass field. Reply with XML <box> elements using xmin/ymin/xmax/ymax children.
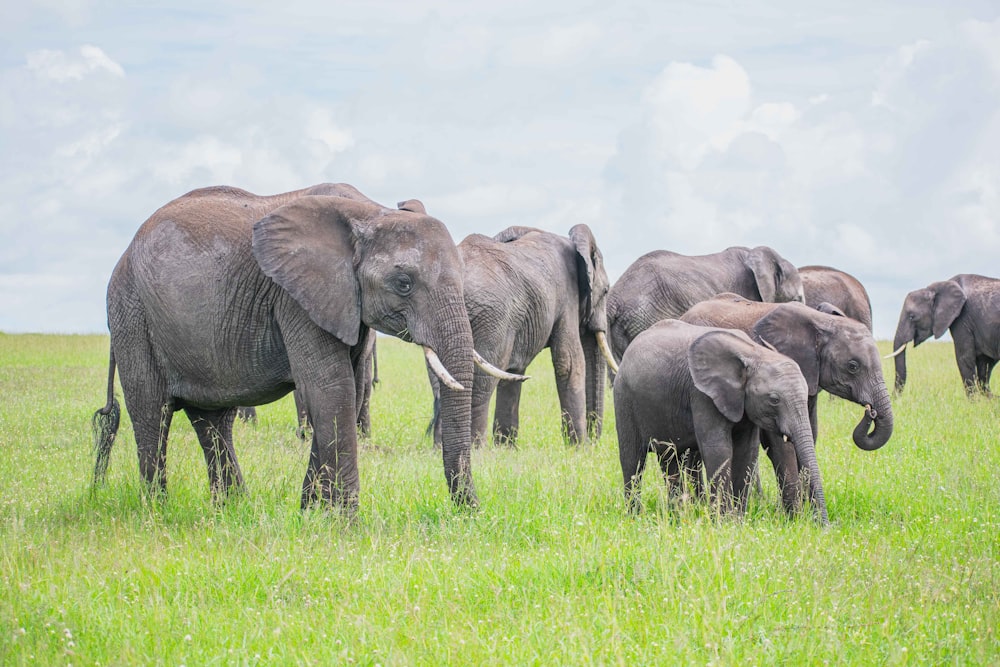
<box><xmin>1</xmin><ymin>333</ymin><xmax>997</xmax><ymax>665</ymax></box>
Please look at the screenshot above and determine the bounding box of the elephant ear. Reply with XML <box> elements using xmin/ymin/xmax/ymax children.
<box><xmin>397</xmin><ymin>199</ymin><xmax>426</xmax><ymax>214</ymax></box>
<box><xmin>689</xmin><ymin>329</ymin><xmax>755</xmax><ymax>422</ymax></box>
<box><xmin>752</xmin><ymin>304</ymin><xmax>821</xmax><ymax>394</ymax></box>
<box><xmin>931</xmin><ymin>280</ymin><xmax>966</xmax><ymax>338</ymax></box>
<box><xmin>744</xmin><ymin>246</ymin><xmax>783</xmax><ymax>302</ymax></box>
<box><xmin>493</xmin><ymin>225</ymin><xmax>541</xmax><ymax>243</ymax></box>
<box><xmin>816</xmin><ymin>301</ymin><xmax>846</xmax><ymax>318</ymax></box>
<box><xmin>569</xmin><ymin>224</ymin><xmax>604</xmax><ymax>321</ymax></box>
<box><xmin>253</xmin><ymin>195</ymin><xmax>376</xmax><ymax>346</ymax></box>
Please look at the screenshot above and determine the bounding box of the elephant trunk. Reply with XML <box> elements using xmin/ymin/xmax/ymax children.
<box><xmin>852</xmin><ymin>383</ymin><xmax>894</xmax><ymax>451</ymax></box>
<box><xmin>892</xmin><ymin>321</ymin><xmax>912</xmax><ymax>394</ymax></box>
<box><xmin>434</xmin><ymin>302</ymin><xmax>478</xmax><ymax>507</ymax></box>
<box><xmin>789</xmin><ymin>419</ymin><xmax>829</xmax><ymax>525</ymax></box>
<box><xmin>582</xmin><ymin>330</ymin><xmax>605</xmax><ymax>440</ymax></box>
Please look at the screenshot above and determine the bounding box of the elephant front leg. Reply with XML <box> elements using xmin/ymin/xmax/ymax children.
<box><xmin>730</xmin><ymin>422</ymin><xmax>760</xmax><ymax>515</ymax></box>
<box><xmin>550</xmin><ymin>329</ymin><xmax>587</xmax><ymax>445</ymax></box>
<box><xmin>298</xmin><ymin>377</ymin><xmax>361</xmax><ymax>513</ymax></box>
<box><xmin>761</xmin><ymin>429</ymin><xmax>802</xmax><ymax>515</ymax></box>
<box><xmin>492</xmin><ymin>378</ymin><xmax>520</xmax><ymax>447</ymax></box>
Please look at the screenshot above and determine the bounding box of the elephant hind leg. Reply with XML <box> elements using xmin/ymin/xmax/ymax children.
<box><xmin>975</xmin><ymin>355</ymin><xmax>996</xmax><ymax>395</ymax></box>
<box><xmin>185</xmin><ymin>406</ymin><xmax>245</xmax><ymax>501</ymax></box>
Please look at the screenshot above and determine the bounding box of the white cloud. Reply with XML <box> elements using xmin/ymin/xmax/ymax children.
<box><xmin>26</xmin><ymin>44</ymin><xmax>124</xmax><ymax>82</ymax></box>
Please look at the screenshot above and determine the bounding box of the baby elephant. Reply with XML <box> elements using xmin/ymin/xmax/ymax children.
<box><xmin>614</xmin><ymin>320</ymin><xmax>827</xmax><ymax>523</ymax></box>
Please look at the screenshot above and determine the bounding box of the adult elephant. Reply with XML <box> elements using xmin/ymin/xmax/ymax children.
<box><xmin>427</xmin><ymin>224</ymin><xmax>617</xmax><ymax>446</ymax></box>
<box><xmin>91</xmin><ymin>183</ymin><xmax>511</xmax><ymax>512</ymax></box>
<box><xmin>799</xmin><ymin>265</ymin><xmax>873</xmax><ymax>331</ymax></box>
<box><xmin>614</xmin><ymin>320</ymin><xmax>826</xmax><ymax>523</ymax></box>
<box><xmin>681</xmin><ymin>294</ymin><xmax>893</xmax><ymax>513</ymax></box>
<box><xmin>606</xmin><ymin>245</ymin><xmax>804</xmax><ymax>364</ymax></box>
<box><xmin>889</xmin><ymin>274</ymin><xmax>1000</xmax><ymax>395</ymax></box>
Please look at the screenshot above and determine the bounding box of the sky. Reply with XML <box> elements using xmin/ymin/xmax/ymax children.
<box><xmin>2</xmin><ymin>1</ymin><xmax>999</xmax><ymax>339</ymax></box>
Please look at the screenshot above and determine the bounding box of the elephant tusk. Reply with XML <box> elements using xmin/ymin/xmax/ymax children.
<box><xmin>474</xmin><ymin>351</ymin><xmax>530</xmax><ymax>382</ymax></box>
<box><xmin>424</xmin><ymin>346</ymin><xmax>466</xmax><ymax>392</ymax></box>
<box><xmin>884</xmin><ymin>343</ymin><xmax>907</xmax><ymax>359</ymax></box>
<box><xmin>596</xmin><ymin>331</ymin><xmax>619</xmax><ymax>374</ymax></box>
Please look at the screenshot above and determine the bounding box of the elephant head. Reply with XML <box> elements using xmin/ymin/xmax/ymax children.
<box><xmin>253</xmin><ymin>195</ymin><xmax>478</xmax><ymax>505</ymax></box>
<box><xmin>890</xmin><ymin>280</ymin><xmax>966</xmax><ymax>394</ymax></box>
<box><xmin>688</xmin><ymin>329</ymin><xmax>827</xmax><ymax>522</ymax></box>
<box><xmin>745</xmin><ymin>246</ymin><xmax>805</xmax><ymax>304</ymax></box>
<box><xmin>753</xmin><ymin>303</ymin><xmax>893</xmax><ymax>452</ymax></box>
<box><xmin>569</xmin><ymin>223</ymin><xmax>615</xmax><ymax>439</ymax></box>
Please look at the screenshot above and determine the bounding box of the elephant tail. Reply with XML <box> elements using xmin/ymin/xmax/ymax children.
<box><xmin>92</xmin><ymin>344</ymin><xmax>121</xmax><ymax>486</ymax></box>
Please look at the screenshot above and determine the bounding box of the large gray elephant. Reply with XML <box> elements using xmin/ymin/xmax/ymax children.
<box><xmin>889</xmin><ymin>274</ymin><xmax>1000</xmax><ymax>395</ymax></box>
<box><xmin>91</xmin><ymin>183</ymin><xmax>510</xmax><ymax>512</ymax></box>
<box><xmin>681</xmin><ymin>294</ymin><xmax>893</xmax><ymax>513</ymax></box>
<box><xmin>427</xmin><ymin>224</ymin><xmax>617</xmax><ymax>446</ymax></box>
<box><xmin>799</xmin><ymin>265</ymin><xmax>873</xmax><ymax>332</ymax></box>
<box><xmin>606</xmin><ymin>245</ymin><xmax>804</xmax><ymax>364</ymax></box>
<box><xmin>614</xmin><ymin>320</ymin><xmax>826</xmax><ymax>523</ymax></box>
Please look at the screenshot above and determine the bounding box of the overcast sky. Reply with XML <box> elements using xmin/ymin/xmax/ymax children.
<box><xmin>2</xmin><ymin>1</ymin><xmax>999</xmax><ymax>339</ymax></box>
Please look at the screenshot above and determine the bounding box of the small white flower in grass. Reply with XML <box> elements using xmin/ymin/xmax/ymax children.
<box><xmin>184</xmin><ymin>634</ymin><xmax>192</xmax><ymax>642</ymax></box>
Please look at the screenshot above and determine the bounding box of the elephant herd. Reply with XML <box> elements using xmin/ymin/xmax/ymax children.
<box><xmin>90</xmin><ymin>182</ymin><xmax>998</xmax><ymax>524</ymax></box>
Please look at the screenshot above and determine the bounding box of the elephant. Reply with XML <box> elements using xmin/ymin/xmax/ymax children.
<box><xmin>606</xmin><ymin>245</ymin><xmax>804</xmax><ymax>364</ymax></box>
<box><xmin>889</xmin><ymin>274</ymin><xmax>1000</xmax><ymax>395</ymax></box>
<box><xmin>426</xmin><ymin>223</ymin><xmax>617</xmax><ymax>447</ymax></box>
<box><xmin>614</xmin><ymin>319</ymin><xmax>826</xmax><ymax>523</ymax></box>
<box><xmin>680</xmin><ymin>293</ymin><xmax>893</xmax><ymax>513</ymax></box>
<box><xmin>91</xmin><ymin>182</ymin><xmax>513</xmax><ymax>512</ymax></box>
<box><xmin>799</xmin><ymin>265</ymin><xmax>873</xmax><ymax>331</ymax></box>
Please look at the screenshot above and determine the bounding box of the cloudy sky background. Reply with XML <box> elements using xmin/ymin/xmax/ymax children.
<box><xmin>2</xmin><ymin>1</ymin><xmax>999</xmax><ymax>339</ymax></box>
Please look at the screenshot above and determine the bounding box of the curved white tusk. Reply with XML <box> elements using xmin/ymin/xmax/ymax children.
<box><xmin>474</xmin><ymin>351</ymin><xmax>530</xmax><ymax>382</ymax></box>
<box><xmin>424</xmin><ymin>346</ymin><xmax>466</xmax><ymax>391</ymax></box>
<box><xmin>596</xmin><ymin>331</ymin><xmax>619</xmax><ymax>375</ymax></box>
<box><xmin>884</xmin><ymin>343</ymin><xmax>907</xmax><ymax>359</ymax></box>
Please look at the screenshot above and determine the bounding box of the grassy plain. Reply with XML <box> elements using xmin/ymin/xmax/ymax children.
<box><xmin>0</xmin><ymin>332</ymin><xmax>997</xmax><ymax>665</ymax></box>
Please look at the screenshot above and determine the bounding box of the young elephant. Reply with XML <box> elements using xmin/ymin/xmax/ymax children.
<box><xmin>681</xmin><ymin>294</ymin><xmax>893</xmax><ymax>513</ymax></box>
<box><xmin>614</xmin><ymin>320</ymin><xmax>827</xmax><ymax>523</ymax></box>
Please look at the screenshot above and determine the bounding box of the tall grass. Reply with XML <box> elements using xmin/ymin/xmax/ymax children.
<box><xmin>0</xmin><ymin>332</ymin><xmax>997</xmax><ymax>664</ymax></box>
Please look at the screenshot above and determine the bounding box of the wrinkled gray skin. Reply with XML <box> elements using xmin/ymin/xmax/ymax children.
<box><xmin>428</xmin><ymin>224</ymin><xmax>610</xmax><ymax>446</ymax></box>
<box><xmin>607</xmin><ymin>246</ymin><xmax>805</xmax><ymax>365</ymax></box>
<box><xmin>800</xmin><ymin>265</ymin><xmax>873</xmax><ymax>332</ymax></box>
<box><xmin>293</xmin><ymin>335</ymin><xmax>377</xmax><ymax>440</ymax></box>
<box><xmin>614</xmin><ymin>320</ymin><xmax>826</xmax><ymax>523</ymax></box>
<box><xmin>681</xmin><ymin>294</ymin><xmax>892</xmax><ymax>513</ymax></box>
<box><xmin>893</xmin><ymin>274</ymin><xmax>1000</xmax><ymax>395</ymax></box>
<box><xmin>92</xmin><ymin>183</ymin><xmax>477</xmax><ymax>512</ymax></box>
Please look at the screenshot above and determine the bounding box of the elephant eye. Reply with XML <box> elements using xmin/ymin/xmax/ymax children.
<box><xmin>392</xmin><ymin>273</ymin><xmax>414</xmax><ymax>296</ymax></box>
<box><xmin>768</xmin><ymin>393</ymin><xmax>781</xmax><ymax>406</ymax></box>
<box><xmin>847</xmin><ymin>360</ymin><xmax>860</xmax><ymax>374</ymax></box>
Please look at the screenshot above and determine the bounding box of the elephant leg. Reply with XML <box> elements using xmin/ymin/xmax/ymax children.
<box><xmin>762</xmin><ymin>429</ymin><xmax>802</xmax><ymax>515</ymax></box>
<box><xmin>661</xmin><ymin>445</ymin><xmax>703</xmax><ymax>499</ymax></box>
<box><xmin>952</xmin><ymin>328</ymin><xmax>979</xmax><ymax>395</ymax></box>
<box><xmin>282</xmin><ymin>323</ymin><xmax>360</xmax><ymax>512</ymax></box>
<box><xmin>731</xmin><ymin>423</ymin><xmax>759</xmax><ymax>515</ymax></box>
<box><xmin>185</xmin><ymin>406</ymin><xmax>244</xmax><ymax>501</ymax></box>
<box><xmin>492</xmin><ymin>378</ymin><xmax>520</xmax><ymax>447</ymax></box>
<box><xmin>550</xmin><ymin>327</ymin><xmax>587</xmax><ymax>445</ymax></box>
<box><xmin>113</xmin><ymin>328</ymin><xmax>174</xmax><ymax>496</ymax></box>
<box><xmin>617</xmin><ymin>417</ymin><xmax>649</xmax><ymax>513</ymax></box>
<box><xmin>975</xmin><ymin>355</ymin><xmax>995</xmax><ymax>396</ymax></box>
<box><xmin>293</xmin><ymin>388</ymin><xmax>310</xmax><ymax>440</ymax></box>
<box><xmin>353</xmin><ymin>329</ymin><xmax>375</xmax><ymax>439</ymax></box>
